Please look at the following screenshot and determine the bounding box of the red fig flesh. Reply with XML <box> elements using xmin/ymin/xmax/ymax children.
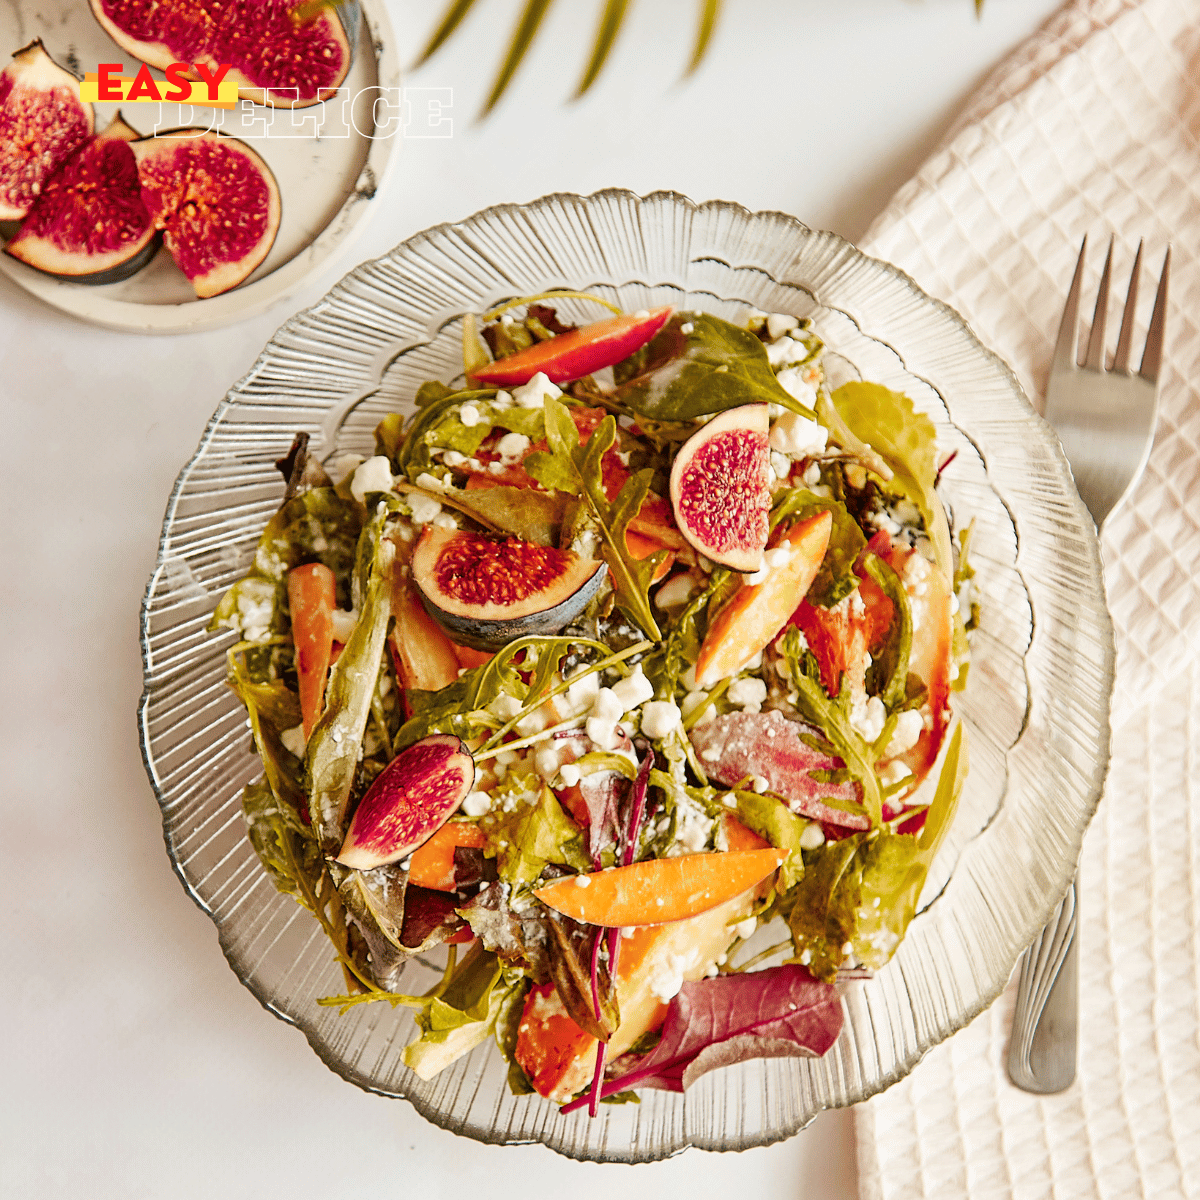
<box><xmin>89</xmin><ymin>0</ymin><xmax>354</xmax><ymax>107</ymax></box>
<box><xmin>6</xmin><ymin>112</ymin><xmax>157</xmax><ymax>283</ymax></box>
<box><xmin>132</xmin><ymin>129</ymin><xmax>281</xmax><ymax>298</ymax></box>
<box><xmin>337</xmin><ymin>735</ymin><xmax>476</xmax><ymax>871</ymax></box>
<box><xmin>669</xmin><ymin>404</ymin><xmax>771</xmax><ymax>572</ymax></box>
<box><xmin>411</xmin><ymin>526</ymin><xmax>607</xmax><ymax>648</ymax></box>
<box><xmin>0</xmin><ymin>40</ymin><xmax>94</xmax><ymax>221</ymax></box>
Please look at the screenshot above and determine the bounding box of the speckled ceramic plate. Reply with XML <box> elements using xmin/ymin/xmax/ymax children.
<box><xmin>0</xmin><ymin>0</ymin><xmax>398</xmax><ymax>332</ymax></box>
<box><xmin>139</xmin><ymin>191</ymin><xmax>1113</xmax><ymax>1161</ymax></box>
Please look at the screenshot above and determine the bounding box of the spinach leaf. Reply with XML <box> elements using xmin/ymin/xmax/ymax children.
<box><xmin>613</xmin><ymin>313</ymin><xmax>817</xmax><ymax>422</ymax></box>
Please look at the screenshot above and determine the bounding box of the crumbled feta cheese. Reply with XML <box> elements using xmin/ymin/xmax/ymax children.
<box><xmin>558</xmin><ymin>763</ymin><xmax>581</xmax><ymax>787</ymax></box>
<box><xmin>610</xmin><ymin>666</ymin><xmax>654</xmax><ymax>712</ymax></box>
<box><xmin>562</xmin><ymin>666</ymin><xmax>601</xmax><ymax>716</ymax></box>
<box><xmin>766</xmin><ymin>312</ymin><xmax>799</xmax><ymax>339</ymax></box>
<box><xmin>459</xmin><ymin>404</ymin><xmax>481</xmax><ymax>427</ymax></box>
<box><xmin>586</xmin><ymin>717</ymin><xmax>618</xmax><ymax>749</ymax></box>
<box><xmin>641</xmin><ymin>700</ymin><xmax>682</xmax><ymax>739</ymax></box>
<box><xmin>235</xmin><ymin>580</ymin><xmax>275</xmax><ymax>643</ymax></box>
<box><xmin>350</xmin><ymin>456</ymin><xmax>393</xmax><ymax>504</ymax></box>
<box><xmin>633</xmin><ymin>308</ymin><xmax>650</xmax><ymax>319</ymax></box>
<box><xmin>407</xmin><ymin>491</ymin><xmax>442</xmax><ymax>524</ymax></box>
<box><xmin>799</xmin><ymin>822</ymin><xmax>826</xmax><ymax>850</ymax></box>
<box><xmin>280</xmin><ymin>724</ymin><xmax>306</xmax><ymax>758</ymax></box>
<box><xmin>415</xmin><ymin>471</ymin><xmax>446</xmax><ymax>492</ymax></box>
<box><xmin>727</xmin><ymin>676</ymin><xmax>768</xmax><ymax>712</ymax></box>
<box><xmin>512</xmin><ymin>371</ymin><xmax>562</xmax><ymax>409</ymax></box>
<box><xmin>722</xmin><ymin>793</ymin><xmax>738</xmax><ymax>808</ymax></box>
<box><xmin>494</xmin><ymin>390</ymin><xmax>513</xmax><ymax>408</ymax></box>
<box><xmin>516</xmin><ymin>707</ymin><xmax>548</xmax><ymax>737</ymax></box>
<box><xmin>775</xmin><ymin>367</ymin><xmax>818</xmax><ymax>407</ymax></box>
<box><xmin>496</xmin><ymin>431</ymin><xmax>530</xmax><ymax>463</ymax></box>
<box><xmin>850</xmin><ymin>695</ymin><xmax>887</xmax><ymax>744</ymax></box>
<box><xmin>752</xmin><ymin>775</ymin><xmax>770</xmax><ymax>794</ymax></box>
<box><xmin>442</xmin><ymin>449</ymin><xmax>467</xmax><ymax>468</ymax></box>
<box><xmin>681</xmin><ymin>691</ymin><xmax>714</xmax><ymax>726</ymax></box>
<box><xmin>879</xmin><ymin>760</ymin><xmax>913</xmax><ymax>788</ymax></box>
<box><xmin>649</xmin><ymin>948</ymin><xmax>701</xmax><ymax>1002</ymax></box>
<box><xmin>769</xmin><ymin>411</ymin><xmax>828</xmax><ymax>457</ymax></box>
<box><xmin>766</xmin><ymin>334</ymin><xmax>806</xmax><ymax>368</ymax></box>
<box><xmin>487</xmin><ymin>461</ymin><xmax>505</xmax><ymax>475</ymax></box>
<box><xmin>574</xmin><ymin>873</ymin><xmax>591</xmax><ymax>887</ymax></box>
<box><xmin>732</xmin><ymin>916</ymin><xmax>758</xmax><ymax>940</ymax></box>
<box><xmin>489</xmin><ymin>692</ymin><xmax>524</xmax><ymax>721</ymax></box>
<box><xmin>803</xmin><ymin>461</ymin><xmax>822</xmax><ymax>486</ymax></box>
<box><xmin>461</xmin><ymin>790</ymin><xmax>492</xmax><ymax>817</ymax></box>
<box><xmin>590</xmin><ymin>688</ymin><xmax>624</xmax><ymax>723</ymax></box>
<box><xmin>680</xmin><ymin>321</ymin><xmax>694</xmax><ymax>334</ymax></box>
<box><xmin>885</xmin><ymin>709</ymin><xmax>924</xmax><ymax>757</ymax></box>
<box><xmin>654</xmin><ymin>573</ymin><xmax>695</xmax><ymax>608</ymax></box>
<box><xmin>770</xmin><ymin>450</ymin><xmax>791</xmax><ymax>481</ymax></box>
<box><xmin>431</xmin><ymin>512</ymin><xmax>458</xmax><ymax>529</ymax></box>
<box><xmin>330</xmin><ymin>608</ymin><xmax>358</xmax><ymax>643</ymax></box>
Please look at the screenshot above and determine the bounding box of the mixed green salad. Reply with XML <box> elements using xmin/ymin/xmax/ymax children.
<box><xmin>212</xmin><ymin>294</ymin><xmax>974</xmax><ymax>1113</ymax></box>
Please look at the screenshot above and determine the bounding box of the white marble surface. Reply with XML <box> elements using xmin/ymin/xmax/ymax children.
<box><xmin>0</xmin><ymin>0</ymin><xmax>1063</xmax><ymax>1194</ymax></box>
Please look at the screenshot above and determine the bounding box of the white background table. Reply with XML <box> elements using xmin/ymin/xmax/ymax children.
<box><xmin>1</xmin><ymin>1</ymin><xmax>1064</xmax><ymax>1193</ymax></box>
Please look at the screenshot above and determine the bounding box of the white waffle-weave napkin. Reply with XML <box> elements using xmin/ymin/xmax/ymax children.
<box><xmin>854</xmin><ymin>1</ymin><xmax>1200</xmax><ymax>1196</ymax></box>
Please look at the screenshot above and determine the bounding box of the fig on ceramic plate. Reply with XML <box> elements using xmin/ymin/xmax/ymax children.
<box><xmin>410</xmin><ymin>526</ymin><xmax>607</xmax><ymax>649</ymax></box>
<box><xmin>132</xmin><ymin>129</ymin><xmax>281</xmax><ymax>298</ymax></box>
<box><xmin>0</xmin><ymin>40</ymin><xmax>94</xmax><ymax>221</ymax></box>
<box><xmin>337</xmin><ymin>734</ymin><xmax>476</xmax><ymax>871</ymax></box>
<box><xmin>669</xmin><ymin>404</ymin><xmax>771</xmax><ymax>572</ymax></box>
<box><xmin>88</xmin><ymin>0</ymin><xmax>357</xmax><ymax>108</ymax></box>
<box><xmin>5</xmin><ymin>112</ymin><xmax>158</xmax><ymax>284</ymax></box>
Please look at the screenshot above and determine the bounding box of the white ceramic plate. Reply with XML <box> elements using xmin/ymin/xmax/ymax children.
<box><xmin>0</xmin><ymin>0</ymin><xmax>398</xmax><ymax>332</ymax></box>
<box><xmin>139</xmin><ymin>191</ymin><xmax>1113</xmax><ymax>1161</ymax></box>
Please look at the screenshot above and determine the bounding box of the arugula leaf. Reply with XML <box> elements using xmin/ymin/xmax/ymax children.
<box><xmin>730</xmin><ymin>791</ymin><xmax>808</xmax><ymax>889</ymax></box>
<box><xmin>307</xmin><ymin>524</ymin><xmax>396</xmax><ymax>852</ymax></box>
<box><xmin>524</xmin><ymin>397</ymin><xmax>662</xmax><ymax>638</ymax></box>
<box><xmin>770</xmin><ymin>490</ymin><xmax>866</xmax><ymax>608</ymax></box>
<box><xmin>612</xmin><ymin>313</ymin><xmax>816</xmax><ymax>421</ymax></box>
<box><xmin>777</xmin><ymin>626</ymin><xmax>883</xmax><ymax>826</ymax></box>
<box><xmin>787</xmin><ymin>723</ymin><xmax>967</xmax><ymax>980</ymax></box>
<box><xmin>480</xmin><ymin>785</ymin><xmax>590</xmax><ymax>885</ymax></box>
<box><xmin>830</xmin><ymin>382</ymin><xmax>953</xmax><ymax>577</ymax></box>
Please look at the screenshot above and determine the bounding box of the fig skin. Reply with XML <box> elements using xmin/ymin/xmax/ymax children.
<box><xmin>88</xmin><ymin>0</ymin><xmax>357</xmax><ymax>108</ymax></box>
<box><xmin>411</xmin><ymin>526</ymin><xmax>607</xmax><ymax>650</ymax></box>
<box><xmin>0</xmin><ymin>40</ymin><xmax>94</xmax><ymax>222</ymax></box>
<box><xmin>5</xmin><ymin>111</ymin><xmax>159</xmax><ymax>285</ymax></box>
<box><xmin>669</xmin><ymin>404</ymin><xmax>772</xmax><ymax>572</ymax></box>
<box><xmin>337</xmin><ymin>735</ymin><xmax>476</xmax><ymax>872</ymax></box>
<box><xmin>131</xmin><ymin>129</ymin><xmax>282</xmax><ymax>298</ymax></box>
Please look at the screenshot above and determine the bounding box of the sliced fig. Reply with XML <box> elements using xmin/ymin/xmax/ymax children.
<box><xmin>669</xmin><ymin>404</ymin><xmax>771</xmax><ymax>572</ymax></box>
<box><xmin>132</xmin><ymin>129</ymin><xmax>281</xmax><ymax>298</ymax></box>
<box><xmin>337</xmin><ymin>734</ymin><xmax>476</xmax><ymax>871</ymax></box>
<box><xmin>5</xmin><ymin>112</ymin><xmax>157</xmax><ymax>284</ymax></box>
<box><xmin>89</xmin><ymin>0</ymin><xmax>356</xmax><ymax>108</ymax></box>
<box><xmin>411</xmin><ymin>526</ymin><xmax>607</xmax><ymax>649</ymax></box>
<box><xmin>0</xmin><ymin>40</ymin><xmax>94</xmax><ymax>221</ymax></box>
<box><xmin>688</xmin><ymin>709</ymin><xmax>866</xmax><ymax>831</ymax></box>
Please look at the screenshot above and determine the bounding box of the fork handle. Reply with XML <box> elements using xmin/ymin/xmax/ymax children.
<box><xmin>1007</xmin><ymin>878</ymin><xmax>1079</xmax><ymax>1093</ymax></box>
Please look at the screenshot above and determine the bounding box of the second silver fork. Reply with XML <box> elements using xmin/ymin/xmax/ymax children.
<box><xmin>1006</xmin><ymin>234</ymin><xmax>1170</xmax><ymax>1094</ymax></box>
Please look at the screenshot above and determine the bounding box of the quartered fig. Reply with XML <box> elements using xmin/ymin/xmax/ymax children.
<box><xmin>6</xmin><ymin>112</ymin><xmax>157</xmax><ymax>284</ymax></box>
<box><xmin>88</xmin><ymin>0</ymin><xmax>356</xmax><ymax>107</ymax></box>
<box><xmin>132</xmin><ymin>129</ymin><xmax>281</xmax><ymax>298</ymax></box>
<box><xmin>0</xmin><ymin>40</ymin><xmax>94</xmax><ymax>221</ymax></box>
<box><xmin>669</xmin><ymin>404</ymin><xmax>771</xmax><ymax>572</ymax></box>
<box><xmin>411</xmin><ymin>526</ymin><xmax>607</xmax><ymax>649</ymax></box>
<box><xmin>337</xmin><ymin>734</ymin><xmax>476</xmax><ymax>871</ymax></box>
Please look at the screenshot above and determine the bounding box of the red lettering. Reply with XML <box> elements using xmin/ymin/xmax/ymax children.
<box><xmin>163</xmin><ymin>62</ymin><xmax>192</xmax><ymax>103</ymax></box>
<box><xmin>193</xmin><ymin>61</ymin><xmax>231</xmax><ymax>102</ymax></box>
<box><xmin>126</xmin><ymin>62</ymin><xmax>162</xmax><ymax>102</ymax></box>
<box><xmin>97</xmin><ymin>63</ymin><xmax>123</xmax><ymax>102</ymax></box>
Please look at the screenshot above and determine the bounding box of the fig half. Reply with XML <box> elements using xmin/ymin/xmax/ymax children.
<box><xmin>669</xmin><ymin>404</ymin><xmax>771</xmax><ymax>572</ymax></box>
<box><xmin>89</xmin><ymin>0</ymin><xmax>357</xmax><ymax>108</ymax></box>
<box><xmin>0</xmin><ymin>40</ymin><xmax>94</xmax><ymax>221</ymax></box>
<box><xmin>132</xmin><ymin>129</ymin><xmax>281</xmax><ymax>298</ymax></box>
<box><xmin>410</xmin><ymin>526</ymin><xmax>607</xmax><ymax>649</ymax></box>
<box><xmin>6</xmin><ymin>112</ymin><xmax>158</xmax><ymax>284</ymax></box>
<box><xmin>337</xmin><ymin>735</ymin><xmax>476</xmax><ymax>871</ymax></box>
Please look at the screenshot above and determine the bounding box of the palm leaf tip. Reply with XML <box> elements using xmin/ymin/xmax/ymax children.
<box><xmin>481</xmin><ymin>0</ymin><xmax>556</xmax><ymax>118</ymax></box>
<box><xmin>416</xmin><ymin>0</ymin><xmax>479</xmax><ymax>67</ymax></box>
<box><xmin>574</xmin><ymin>0</ymin><xmax>630</xmax><ymax>99</ymax></box>
<box><xmin>686</xmin><ymin>0</ymin><xmax>722</xmax><ymax>76</ymax></box>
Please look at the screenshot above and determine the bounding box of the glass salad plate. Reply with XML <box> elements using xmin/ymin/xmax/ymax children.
<box><xmin>138</xmin><ymin>190</ymin><xmax>1113</xmax><ymax>1162</ymax></box>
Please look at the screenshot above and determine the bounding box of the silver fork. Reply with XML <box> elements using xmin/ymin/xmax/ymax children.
<box><xmin>1007</xmin><ymin>234</ymin><xmax>1170</xmax><ymax>1094</ymax></box>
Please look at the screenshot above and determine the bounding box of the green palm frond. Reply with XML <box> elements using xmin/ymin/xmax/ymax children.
<box><xmin>481</xmin><ymin>0</ymin><xmax>557</xmax><ymax>117</ymax></box>
<box><xmin>575</xmin><ymin>0</ymin><xmax>631</xmax><ymax>99</ymax></box>
<box><xmin>686</xmin><ymin>0</ymin><xmax>721</xmax><ymax>76</ymax></box>
<box><xmin>414</xmin><ymin>0</ymin><xmax>479</xmax><ymax>66</ymax></box>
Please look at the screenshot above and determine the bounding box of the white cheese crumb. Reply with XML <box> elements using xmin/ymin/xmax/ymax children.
<box><xmin>654</xmin><ymin>573</ymin><xmax>696</xmax><ymax>608</ymax></box>
<box><xmin>769</xmin><ymin>411</ymin><xmax>828</xmax><ymax>457</ymax></box>
<box><xmin>727</xmin><ymin>676</ymin><xmax>768</xmax><ymax>712</ymax></box>
<box><xmin>610</xmin><ymin>667</ymin><xmax>654</xmax><ymax>712</ymax></box>
<box><xmin>496</xmin><ymin>431</ymin><xmax>530</xmax><ymax>463</ymax></box>
<box><xmin>461</xmin><ymin>790</ymin><xmax>492</xmax><ymax>817</ymax></box>
<box><xmin>574</xmin><ymin>874</ymin><xmax>591</xmax><ymax>887</ymax></box>
<box><xmin>885</xmin><ymin>709</ymin><xmax>925</xmax><ymax>757</ymax></box>
<box><xmin>512</xmin><ymin>371</ymin><xmax>563</xmax><ymax>409</ymax></box>
<box><xmin>680</xmin><ymin>321</ymin><xmax>694</xmax><ymax>334</ymax></box>
<box><xmin>752</xmin><ymin>775</ymin><xmax>770</xmax><ymax>794</ymax></box>
<box><xmin>558</xmin><ymin>763</ymin><xmax>581</xmax><ymax>787</ymax></box>
<box><xmin>732</xmin><ymin>916</ymin><xmax>758</xmax><ymax>940</ymax></box>
<box><xmin>415</xmin><ymin>471</ymin><xmax>446</xmax><ymax>492</ymax></box>
<box><xmin>407</xmin><ymin>492</ymin><xmax>442</xmax><ymax>525</ymax></box>
<box><xmin>280</xmin><ymin>724</ymin><xmax>306</xmax><ymax>758</ymax></box>
<box><xmin>850</xmin><ymin>694</ymin><xmax>887</xmax><ymax>744</ymax></box>
<box><xmin>458</xmin><ymin>404</ymin><xmax>481</xmax><ymax>427</ymax></box>
<box><xmin>766</xmin><ymin>312</ymin><xmax>799</xmax><ymax>339</ymax></box>
<box><xmin>641</xmin><ymin>700</ymin><xmax>682</xmax><ymax>739</ymax></box>
<box><xmin>330</xmin><ymin>608</ymin><xmax>358</xmax><ymax>643</ymax></box>
<box><xmin>799</xmin><ymin>822</ymin><xmax>826</xmax><ymax>850</ymax></box>
<box><xmin>350</xmin><ymin>456</ymin><xmax>393</xmax><ymax>504</ymax></box>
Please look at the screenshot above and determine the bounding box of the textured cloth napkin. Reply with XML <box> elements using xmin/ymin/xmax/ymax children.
<box><xmin>854</xmin><ymin>1</ymin><xmax>1200</xmax><ymax>1196</ymax></box>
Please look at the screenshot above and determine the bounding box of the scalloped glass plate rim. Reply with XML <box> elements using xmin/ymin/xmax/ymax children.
<box><xmin>139</xmin><ymin>189</ymin><xmax>1114</xmax><ymax>1161</ymax></box>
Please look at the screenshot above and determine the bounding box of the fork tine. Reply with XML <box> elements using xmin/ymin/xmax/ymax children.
<box><xmin>1112</xmin><ymin>240</ymin><xmax>1143</xmax><ymax>374</ymax></box>
<box><xmin>1139</xmin><ymin>245</ymin><xmax>1171</xmax><ymax>382</ymax></box>
<box><xmin>1051</xmin><ymin>236</ymin><xmax>1087</xmax><ymax>376</ymax></box>
<box><xmin>1084</xmin><ymin>235</ymin><xmax>1114</xmax><ymax>371</ymax></box>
